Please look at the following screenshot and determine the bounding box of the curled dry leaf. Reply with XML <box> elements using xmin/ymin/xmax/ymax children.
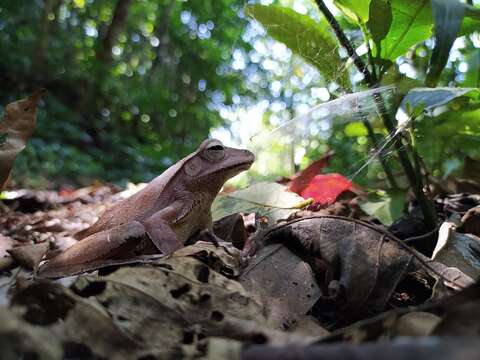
<box><xmin>253</xmin><ymin>216</ymin><xmax>416</xmax><ymax>324</ymax></box>
<box><xmin>251</xmin><ymin>216</ymin><xmax>473</xmax><ymax>325</ymax></box>
<box><xmin>459</xmin><ymin>205</ymin><xmax>480</xmax><ymax>237</ymax></box>
<box><xmin>7</xmin><ymin>242</ymin><xmax>49</xmax><ymax>271</ymax></box>
<box><xmin>432</xmin><ymin>221</ymin><xmax>480</xmax><ymax>280</ymax></box>
<box><xmin>240</xmin><ymin>243</ymin><xmax>326</xmax><ymax>335</ymax></box>
<box><xmin>0</xmin><ymin>89</ymin><xmax>45</xmax><ymax>190</ymax></box>
<box><xmin>213</xmin><ymin>213</ymin><xmax>248</xmax><ymax>249</ymax></box>
<box><xmin>171</xmin><ymin>241</ymin><xmax>245</xmax><ymax>277</ymax></box>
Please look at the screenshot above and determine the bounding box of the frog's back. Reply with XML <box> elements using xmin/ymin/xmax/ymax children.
<box><xmin>75</xmin><ymin>159</ymin><xmax>187</xmax><ymax>239</ymax></box>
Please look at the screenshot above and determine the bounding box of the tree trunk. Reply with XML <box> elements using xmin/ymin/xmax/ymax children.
<box><xmin>97</xmin><ymin>0</ymin><xmax>133</xmax><ymax>63</ymax></box>
<box><xmin>149</xmin><ymin>0</ymin><xmax>176</xmax><ymax>75</ymax></box>
<box><xmin>38</xmin><ymin>0</ymin><xmax>63</xmax><ymax>68</ymax></box>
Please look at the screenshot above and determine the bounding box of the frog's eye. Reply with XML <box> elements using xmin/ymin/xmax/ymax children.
<box><xmin>185</xmin><ymin>158</ymin><xmax>202</xmax><ymax>176</ymax></box>
<box><xmin>204</xmin><ymin>142</ymin><xmax>225</xmax><ymax>161</ymax></box>
<box><xmin>207</xmin><ymin>144</ymin><xmax>224</xmax><ymax>151</ymax></box>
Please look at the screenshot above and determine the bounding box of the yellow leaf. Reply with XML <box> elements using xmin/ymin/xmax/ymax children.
<box><xmin>73</xmin><ymin>0</ymin><xmax>85</xmax><ymax>8</ymax></box>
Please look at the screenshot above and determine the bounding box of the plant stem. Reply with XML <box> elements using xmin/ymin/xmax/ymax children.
<box><xmin>361</xmin><ymin>116</ymin><xmax>398</xmax><ymax>188</ymax></box>
<box><xmin>313</xmin><ymin>1</ymin><xmax>395</xmax><ymax>187</ymax></box>
<box><xmin>359</xmin><ymin>22</ymin><xmax>377</xmax><ymax>83</ymax></box>
<box><xmin>314</xmin><ymin>0</ymin><xmax>437</xmax><ymax>230</ymax></box>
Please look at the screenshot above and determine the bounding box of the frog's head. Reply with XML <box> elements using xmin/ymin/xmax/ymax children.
<box><xmin>182</xmin><ymin>138</ymin><xmax>254</xmax><ymax>190</ymax></box>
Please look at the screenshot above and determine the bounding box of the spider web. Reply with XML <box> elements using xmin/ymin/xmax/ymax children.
<box><xmin>249</xmin><ymin>84</ymin><xmax>404</xmax><ymax>181</ymax></box>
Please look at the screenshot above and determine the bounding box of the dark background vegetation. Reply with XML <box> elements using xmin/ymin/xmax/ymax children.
<box><xmin>0</xmin><ymin>0</ymin><xmax>256</xmax><ymax>186</ymax></box>
<box><xmin>1</xmin><ymin>0</ymin><xmax>479</xmax><ymax>189</ymax></box>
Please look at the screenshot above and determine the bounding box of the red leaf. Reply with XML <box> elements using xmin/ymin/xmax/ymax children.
<box><xmin>300</xmin><ymin>173</ymin><xmax>353</xmax><ymax>205</ymax></box>
<box><xmin>289</xmin><ymin>151</ymin><xmax>334</xmax><ymax>194</ymax></box>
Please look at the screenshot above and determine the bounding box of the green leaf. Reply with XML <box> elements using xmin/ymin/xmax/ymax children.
<box><xmin>459</xmin><ymin>5</ymin><xmax>480</xmax><ymax>36</ymax></box>
<box><xmin>464</xmin><ymin>3</ymin><xmax>480</xmax><ymax>20</ymax></box>
<box><xmin>432</xmin><ymin>107</ymin><xmax>480</xmax><ymax>137</ymax></box>
<box><xmin>246</xmin><ymin>4</ymin><xmax>349</xmax><ymax>88</ymax></box>
<box><xmin>464</xmin><ymin>51</ymin><xmax>480</xmax><ymax>88</ymax></box>
<box><xmin>212</xmin><ymin>182</ymin><xmax>309</xmax><ymax>222</ymax></box>
<box><xmin>459</xmin><ymin>16</ymin><xmax>480</xmax><ymax>36</ymax></box>
<box><xmin>399</xmin><ymin>87</ymin><xmax>480</xmax><ymax>115</ymax></box>
<box><xmin>367</xmin><ymin>0</ymin><xmax>392</xmax><ymax>53</ymax></box>
<box><xmin>425</xmin><ymin>0</ymin><xmax>465</xmax><ymax>87</ymax></box>
<box><xmin>344</xmin><ymin>121</ymin><xmax>368</xmax><ymax>137</ymax></box>
<box><xmin>378</xmin><ymin>0</ymin><xmax>433</xmax><ymax>61</ymax></box>
<box><xmin>359</xmin><ymin>189</ymin><xmax>405</xmax><ymax>225</ymax></box>
<box><xmin>334</xmin><ymin>0</ymin><xmax>371</xmax><ymax>23</ymax></box>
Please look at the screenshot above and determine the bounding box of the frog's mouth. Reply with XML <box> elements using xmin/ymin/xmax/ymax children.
<box><xmin>235</xmin><ymin>159</ymin><xmax>254</xmax><ymax>171</ymax></box>
<box><xmin>211</xmin><ymin>159</ymin><xmax>253</xmax><ymax>179</ymax></box>
<box><xmin>229</xmin><ymin>157</ymin><xmax>255</xmax><ymax>172</ymax></box>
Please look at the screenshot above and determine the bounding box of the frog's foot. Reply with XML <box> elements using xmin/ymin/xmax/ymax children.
<box><xmin>196</xmin><ymin>229</ymin><xmax>241</xmax><ymax>256</ymax></box>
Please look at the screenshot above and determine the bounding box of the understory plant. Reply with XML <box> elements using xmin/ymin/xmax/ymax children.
<box><xmin>247</xmin><ymin>0</ymin><xmax>480</xmax><ymax>231</ymax></box>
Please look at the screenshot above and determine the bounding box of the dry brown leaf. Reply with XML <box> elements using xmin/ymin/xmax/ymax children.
<box><xmin>0</xmin><ymin>89</ymin><xmax>45</xmax><ymax>190</ymax></box>
<box><xmin>7</xmin><ymin>242</ymin><xmax>49</xmax><ymax>271</ymax></box>
<box><xmin>11</xmin><ymin>281</ymin><xmax>144</xmax><ymax>359</ymax></box>
<box><xmin>0</xmin><ymin>307</ymin><xmax>63</xmax><ymax>359</ymax></box>
<box><xmin>254</xmin><ymin>216</ymin><xmax>416</xmax><ymax>324</ymax></box>
<box><xmin>459</xmin><ymin>205</ymin><xmax>480</xmax><ymax>237</ymax></box>
<box><xmin>240</xmin><ymin>243</ymin><xmax>325</xmax><ymax>334</ymax></box>
<box><xmin>433</xmin><ymin>283</ymin><xmax>480</xmax><ymax>336</ymax></box>
<box><xmin>68</xmin><ymin>257</ymin><xmax>264</xmax><ymax>354</ymax></box>
<box><xmin>394</xmin><ymin>312</ymin><xmax>441</xmax><ymax>336</ymax></box>
<box><xmin>172</xmin><ymin>241</ymin><xmax>245</xmax><ymax>277</ymax></box>
<box><xmin>0</xmin><ymin>234</ymin><xmax>14</xmax><ymax>258</ymax></box>
<box><xmin>213</xmin><ymin>213</ymin><xmax>248</xmax><ymax>249</ymax></box>
<box><xmin>432</xmin><ymin>221</ymin><xmax>480</xmax><ymax>280</ymax></box>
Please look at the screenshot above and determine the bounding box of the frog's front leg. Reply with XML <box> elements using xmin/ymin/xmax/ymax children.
<box><xmin>38</xmin><ymin>220</ymin><xmax>147</xmax><ymax>276</ymax></box>
<box><xmin>142</xmin><ymin>201</ymin><xmax>190</xmax><ymax>254</ymax></box>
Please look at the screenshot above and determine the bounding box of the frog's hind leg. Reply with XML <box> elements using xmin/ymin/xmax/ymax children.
<box><xmin>38</xmin><ymin>221</ymin><xmax>147</xmax><ymax>278</ymax></box>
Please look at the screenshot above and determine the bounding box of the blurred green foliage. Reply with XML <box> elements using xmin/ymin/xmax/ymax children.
<box><xmin>0</xmin><ymin>0</ymin><xmax>253</xmax><ymax>186</ymax></box>
<box><xmin>1</xmin><ymin>0</ymin><xmax>480</xmax><ymax>193</ymax></box>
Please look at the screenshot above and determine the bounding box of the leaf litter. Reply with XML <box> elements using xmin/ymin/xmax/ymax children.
<box><xmin>1</xmin><ymin>90</ymin><xmax>480</xmax><ymax>358</ymax></box>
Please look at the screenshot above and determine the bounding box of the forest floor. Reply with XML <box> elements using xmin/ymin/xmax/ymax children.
<box><xmin>1</xmin><ymin>176</ymin><xmax>480</xmax><ymax>359</ymax></box>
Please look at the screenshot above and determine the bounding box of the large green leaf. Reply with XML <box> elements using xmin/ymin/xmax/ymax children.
<box><xmin>464</xmin><ymin>52</ymin><xmax>480</xmax><ymax>88</ymax></box>
<box><xmin>459</xmin><ymin>4</ymin><xmax>480</xmax><ymax>36</ymax></box>
<box><xmin>464</xmin><ymin>3</ymin><xmax>480</xmax><ymax>20</ymax></box>
<box><xmin>367</xmin><ymin>0</ymin><xmax>392</xmax><ymax>52</ymax></box>
<box><xmin>425</xmin><ymin>0</ymin><xmax>465</xmax><ymax>87</ymax></box>
<box><xmin>399</xmin><ymin>87</ymin><xmax>480</xmax><ymax>114</ymax></box>
<box><xmin>434</xmin><ymin>107</ymin><xmax>480</xmax><ymax>137</ymax></box>
<box><xmin>359</xmin><ymin>189</ymin><xmax>405</xmax><ymax>225</ymax></box>
<box><xmin>377</xmin><ymin>0</ymin><xmax>433</xmax><ymax>61</ymax></box>
<box><xmin>460</xmin><ymin>16</ymin><xmax>480</xmax><ymax>36</ymax></box>
<box><xmin>246</xmin><ymin>4</ymin><xmax>349</xmax><ymax>87</ymax></box>
<box><xmin>334</xmin><ymin>0</ymin><xmax>371</xmax><ymax>23</ymax></box>
<box><xmin>401</xmin><ymin>88</ymin><xmax>480</xmax><ymax>146</ymax></box>
<box><xmin>212</xmin><ymin>182</ymin><xmax>310</xmax><ymax>222</ymax></box>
